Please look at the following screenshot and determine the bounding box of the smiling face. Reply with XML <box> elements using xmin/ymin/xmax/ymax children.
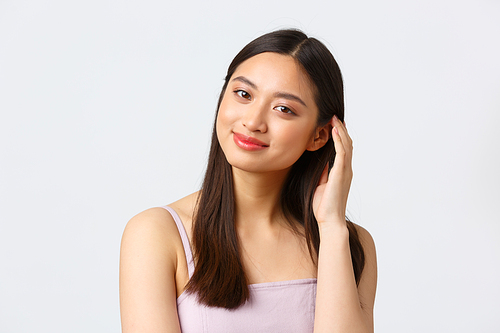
<box><xmin>216</xmin><ymin>52</ymin><xmax>329</xmax><ymax>174</ymax></box>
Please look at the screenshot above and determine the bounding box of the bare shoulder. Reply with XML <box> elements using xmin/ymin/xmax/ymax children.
<box><xmin>352</xmin><ymin>223</ymin><xmax>377</xmax><ymax>312</ymax></box>
<box><xmin>123</xmin><ymin>207</ymin><xmax>177</xmax><ymax>234</ymax></box>
<box><xmin>168</xmin><ymin>191</ymin><xmax>200</xmax><ymax>237</ymax></box>
<box><xmin>119</xmin><ymin>205</ymin><xmax>189</xmax><ymax>333</ymax></box>
<box><xmin>169</xmin><ymin>191</ymin><xmax>200</xmax><ymax>216</ymax></box>
<box><xmin>353</xmin><ymin>223</ymin><xmax>376</xmax><ymax>256</ymax></box>
<box><xmin>121</xmin><ymin>207</ymin><xmax>180</xmax><ymax>259</ymax></box>
<box><xmin>121</xmin><ymin>189</ymin><xmax>200</xmax><ymax>250</ymax></box>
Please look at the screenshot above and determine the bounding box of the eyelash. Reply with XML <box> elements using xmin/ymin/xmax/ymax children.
<box><xmin>274</xmin><ymin>106</ymin><xmax>295</xmax><ymax>115</ymax></box>
<box><xmin>235</xmin><ymin>90</ymin><xmax>251</xmax><ymax>100</ymax></box>
<box><xmin>234</xmin><ymin>89</ymin><xmax>296</xmax><ymax>115</ymax></box>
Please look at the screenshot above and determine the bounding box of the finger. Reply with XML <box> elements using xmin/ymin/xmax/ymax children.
<box><xmin>332</xmin><ymin>116</ymin><xmax>353</xmax><ymax>153</ymax></box>
<box><xmin>332</xmin><ymin>117</ymin><xmax>351</xmax><ymax>145</ymax></box>
<box><xmin>331</xmin><ymin>118</ymin><xmax>353</xmax><ymax>171</ymax></box>
<box><xmin>331</xmin><ymin>123</ymin><xmax>346</xmax><ymax>158</ymax></box>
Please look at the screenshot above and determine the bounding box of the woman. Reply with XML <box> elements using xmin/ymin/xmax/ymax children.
<box><xmin>120</xmin><ymin>29</ymin><xmax>377</xmax><ymax>332</ymax></box>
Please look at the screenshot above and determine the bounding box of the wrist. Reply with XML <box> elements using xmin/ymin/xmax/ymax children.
<box><xmin>318</xmin><ymin>218</ymin><xmax>349</xmax><ymax>236</ymax></box>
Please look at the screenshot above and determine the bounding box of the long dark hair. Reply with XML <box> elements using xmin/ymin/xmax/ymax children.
<box><xmin>187</xmin><ymin>29</ymin><xmax>365</xmax><ymax>309</ymax></box>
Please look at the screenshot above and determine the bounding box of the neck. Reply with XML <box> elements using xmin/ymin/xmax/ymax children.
<box><xmin>232</xmin><ymin>167</ymin><xmax>289</xmax><ymax>231</ymax></box>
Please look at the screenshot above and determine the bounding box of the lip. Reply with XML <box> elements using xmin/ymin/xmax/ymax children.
<box><xmin>232</xmin><ymin>132</ymin><xmax>269</xmax><ymax>151</ymax></box>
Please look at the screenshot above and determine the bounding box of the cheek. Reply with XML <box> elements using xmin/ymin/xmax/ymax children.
<box><xmin>216</xmin><ymin>97</ymin><xmax>235</xmax><ymax>127</ymax></box>
<box><xmin>216</xmin><ymin>99</ymin><xmax>236</xmax><ymax>145</ymax></box>
<box><xmin>215</xmin><ymin>112</ymin><xmax>227</xmax><ymax>147</ymax></box>
<box><xmin>276</xmin><ymin>123</ymin><xmax>315</xmax><ymax>150</ymax></box>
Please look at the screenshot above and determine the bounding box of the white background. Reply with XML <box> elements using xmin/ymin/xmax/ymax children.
<box><xmin>1</xmin><ymin>0</ymin><xmax>499</xmax><ymax>332</ymax></box>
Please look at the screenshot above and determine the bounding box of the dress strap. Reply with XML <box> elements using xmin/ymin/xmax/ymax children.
<box><xmin>161</xmin><ymin>206</ymin><xmax>195</xmax><ymax>278</ymax></box>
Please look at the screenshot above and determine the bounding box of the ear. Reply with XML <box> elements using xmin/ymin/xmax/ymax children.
<box><xmin>306</xmin><ymin>123</ymin><xmax>331</xmax><ymax>151</ymax></box>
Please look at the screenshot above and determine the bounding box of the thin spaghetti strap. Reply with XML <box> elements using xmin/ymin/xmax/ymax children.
<box><xmin>161</xmin><ymin>206</ymin><xmax>195</xmax><ymax>278</ymax></box>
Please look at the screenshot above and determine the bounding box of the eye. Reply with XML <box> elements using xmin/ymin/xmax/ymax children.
<box><xmin>274</xmin><ymin>106</ymin><xmax>295</xmax><ymax>115</ymax></box>
<box><xmin>235</xmin><ymin>90</ymin><xmax>251</xmax><ymax>100</ymax></box>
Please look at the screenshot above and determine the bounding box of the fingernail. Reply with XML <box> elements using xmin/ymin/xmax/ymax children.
<box><xmin>334</xmin><ymin>127</ymin><xmax>339</xmax><ymax>135</ymax></box>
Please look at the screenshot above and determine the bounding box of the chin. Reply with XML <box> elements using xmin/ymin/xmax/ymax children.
<box><xmin>224</xmin><ymin>154</ymin><xmax>295</xmax><ymax>175</ymax></box>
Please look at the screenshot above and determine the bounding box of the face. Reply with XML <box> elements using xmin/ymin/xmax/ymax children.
<box><xmin>216</xmin><ymin>52</ymin><xmax>328</xmax><ymax>174</ymax></box>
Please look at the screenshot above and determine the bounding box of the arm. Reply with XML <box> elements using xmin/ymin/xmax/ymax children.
<box><xmin>119</xmin><ymin>208</ymin><xmax>182</xmax><ymax>333</ymax></box>
<box><xmin>312</xmin><ymin>117</ymin><xmax>377</xmax><ymax>333</ymax></box>
<box><xmin>314</xmin><ymin>221</ymin><xmax>377</xmax><ymax>332</ymax></box>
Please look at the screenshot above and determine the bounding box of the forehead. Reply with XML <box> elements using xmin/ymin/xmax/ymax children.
<box><xmin>231</xmin><ymin>52</ymin><xmax>316</xmax><ymax>102</ymax></box>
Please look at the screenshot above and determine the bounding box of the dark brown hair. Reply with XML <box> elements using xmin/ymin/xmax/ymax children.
<box><xmin>188</xmin><ymin>29</ymin><xmax>365</xmax><ymax>309</ymax></box>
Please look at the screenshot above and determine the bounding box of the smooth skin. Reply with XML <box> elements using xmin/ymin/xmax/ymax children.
<box><xmin>119</xmin><ymin>52</ymin><xmax>377</xmax><ymax>333</ymax></box>
<box><xmin>313</xmin><ymin>117</ymin><xmax>377</xmax><ymax>332</ymax></box>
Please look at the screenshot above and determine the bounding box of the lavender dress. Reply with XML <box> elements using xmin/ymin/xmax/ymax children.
<box><xmin>162</xmin><ymin>206</ymin><xmax>317</xmax><ymax>333</ymax></box>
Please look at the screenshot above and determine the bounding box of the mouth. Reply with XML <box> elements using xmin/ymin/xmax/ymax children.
<box><xmin>232</xmin><ymin>132</ymin><xmax>269</xmax><ymax>151</ymax></box>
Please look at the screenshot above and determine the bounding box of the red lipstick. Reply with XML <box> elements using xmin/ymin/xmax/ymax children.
<box><xmin>233</xmin><ymin>132</ymin><xmax>269</xmax><ymax>151</ymax></box>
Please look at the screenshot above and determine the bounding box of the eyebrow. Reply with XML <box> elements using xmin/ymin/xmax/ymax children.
<box><xmin>232</xmin><ymin>76</ymin><xmax>258</xmax><ymax>90</ymax></box>
<box><xmin>274</xmin><ymin>92</ymin><xmax>307</xmax><ymax>107</ymax></box>
<box><xmin>231</xmin><ymin>76</ymin><xmax>308</xmax><ymax>107</ymax></box>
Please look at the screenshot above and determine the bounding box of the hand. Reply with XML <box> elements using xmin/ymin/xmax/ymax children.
<box><xmin>312</xmin><ymin>116</ymin><xmax>353</xmax><ymax>227</ymax></box>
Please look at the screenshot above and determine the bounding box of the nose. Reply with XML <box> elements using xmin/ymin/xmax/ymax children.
<box><xmin>242</xmin><ymin>102</ymin><xmax>268</xmax><ymax>133</ymax></box>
